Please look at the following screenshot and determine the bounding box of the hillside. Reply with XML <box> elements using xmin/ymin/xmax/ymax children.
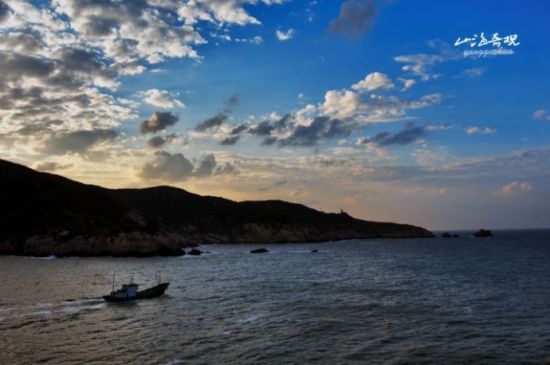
<box><xmin>0</xmin><ymin>159</ymin><xmax>433</xmax><ymax>256</ymax></box>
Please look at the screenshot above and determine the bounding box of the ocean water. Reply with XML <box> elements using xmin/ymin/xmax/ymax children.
<box><xmin>1</xmin><ymin>230</ymin><xmax>550</xmax><ymax>364</ymax></box>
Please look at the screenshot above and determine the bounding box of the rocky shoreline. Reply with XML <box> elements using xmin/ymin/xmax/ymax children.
<box><xmin>1</xmin><ymin>225</ymin><xmax>434</xmax><ymax>257</ymax></box>
<box><xmin>0</xmin><ymin>231</ymin><xmax>185</xmax><ymax>257</ymax></box>
<box><xmin>0</xmin><ymin>159</ymin><xmax>433</xmax><ymax>257</ymax></box>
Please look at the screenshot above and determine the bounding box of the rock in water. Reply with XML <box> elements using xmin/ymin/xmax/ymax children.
<box><xmin>250</xmin><ymin>248</ymin><xmax>269</xmax><ymax>254</ymax></box>
<box><xmin>188</xmin><ymin>248</ymin><xmax>202</xmax><ymax>256</ymax></box>
<box><xmin>474</xmin><ymin>229</ymin><xmax>493</xmax><ymax>237</ymax></box>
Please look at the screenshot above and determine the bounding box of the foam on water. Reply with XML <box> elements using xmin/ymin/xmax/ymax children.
<box><xmin>26</xmin><ymin>255</ymin><xmax>58</xmax><ymax>260</ymax></box>
<box><xmin>237</xmin><ymin>313</ymin><xmax>265</xmax><ymax>324</ymax></box>
<box><xmin>25</xmin><ymin>310</ymin><xmax>52</xmax><ymax>317</ymax></box>
<box><xmin>61</xmin><ymin>306</ymin><xmax>81</xmax><ymax>314</ymax></box>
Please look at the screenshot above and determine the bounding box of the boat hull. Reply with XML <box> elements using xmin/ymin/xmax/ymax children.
<box><xmin>103</xmin><ymin>283</ymin><xmax>169</xmax><ymax>302</ymax></box>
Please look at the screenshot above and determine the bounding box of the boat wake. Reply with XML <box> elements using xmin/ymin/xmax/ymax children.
<box><xmin>0</xmin><ymin>298</ymin><xmax>106</xmax><ymax>326</ymax></box>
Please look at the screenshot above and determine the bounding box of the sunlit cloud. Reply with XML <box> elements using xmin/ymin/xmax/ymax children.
<box><xmin>352</xmin><ymin>72</ymin><xmax>394</xmax><ymax>92</ymax></box>
<box><xmin>0</xmin><ymin>0</ymin><xmax>548</xmax><ymax>230</ymax></box>
<box><xmin>499</xmin><ymin>181</ymin><xmax>533</xmax><ymax>195</ymax></box>
<box><xmin>139</xmin><ymin>89</ymin><xmax>185</xmax><ymax>109</ymax></box>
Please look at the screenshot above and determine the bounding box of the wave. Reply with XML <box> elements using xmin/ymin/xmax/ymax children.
<box><xmin>237</xmin><ymin>313</ymin><xmax>265</xmax><ymax>324</ymax></box>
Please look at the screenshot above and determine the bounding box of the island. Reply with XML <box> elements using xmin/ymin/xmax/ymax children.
<box><xmin>473</xmin><ymin>229</ymin><xmax>493</xmax><ymax>237</ymax></box>
<box><xmin>0</xmin><ymin>159</ymin><xmax>433</xmax><ymax>257</ymax></box>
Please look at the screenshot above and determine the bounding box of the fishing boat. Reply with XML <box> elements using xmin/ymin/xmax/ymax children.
<box><xmin>103</xmin><ymin>272</ymin><xmax>169</xmax><ymax>302</ymax></box>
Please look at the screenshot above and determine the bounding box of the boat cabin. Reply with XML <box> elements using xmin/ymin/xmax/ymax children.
<box><xmin>110</xmin><ymin>283</ymin><xmax>139</xmax><ymax>300</ymax></box>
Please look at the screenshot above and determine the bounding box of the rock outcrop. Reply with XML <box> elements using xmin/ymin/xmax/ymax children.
<box><xmin>250</xmin><ymin>248</ymin><xmax>269</xmax><ymax>254</ymax></box>
<box><xmin>2</xmin><ymin>231</ymin><xmax>184</xmax><ymax>257</ymax></box>
<box><xmin>474</xmin><ymin>229</ymin><xmax>493</xmax><ymax>237</ymax></box>
<box><xmin>0</xmin><ymin>159</ymin><xmax>434</xmax><ymax>256</ymax></box>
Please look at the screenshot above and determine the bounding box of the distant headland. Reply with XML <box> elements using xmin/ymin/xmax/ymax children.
<box><xmin>0</xmin><ymin>159</ymin><xmax>433</xmax><ymax>257</ymax></box>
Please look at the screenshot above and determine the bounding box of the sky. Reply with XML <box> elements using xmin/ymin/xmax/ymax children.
<box><xmin>0</xmin><ymin>0</ymin><xmax>549</xmax><ymax>230</ymax></box>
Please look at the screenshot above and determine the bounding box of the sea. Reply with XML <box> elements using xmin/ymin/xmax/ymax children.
<box><xmin>1</xmin><ymin>229</ymin><xmax>550</xmax><ymax>364</ymax></box>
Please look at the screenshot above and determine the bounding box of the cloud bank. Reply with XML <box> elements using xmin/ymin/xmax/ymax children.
<box><xmin>139</xmin><ymin>151</ymin><xmax>235</xmax><ymax>181</ymax></box>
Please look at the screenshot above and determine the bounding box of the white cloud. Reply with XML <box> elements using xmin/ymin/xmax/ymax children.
<box><xmin>352</xmin><ymin>72</ymin><xmax>394</xmax><ymax>92</ymax></box>
<box><xmin>425</xmin><ymin>124</ymin><xmax>455</xmax><ymax>131</ymax></box>
<box><xmin>322</xmin><ymin>90</ymin><xmax>361</xmax><ymax>119</ymax></box>
<box><xmin>500</xmin><ymin>181</ymin><xmax>533</xmax><ymax>195</ymax></box>
<box><xmin>276</xmin><ymin>28</ymin><xmax>295</xmax><ymax>41</ymax></box>
<box><xmin>251</xmin><ymin>35</ymin><xmax>264</xmax><ymax>45</ymax></box>
<box><xmin>177</xmin><ymin>0</ymin><xmax>286</xmax><ymax>26</ymax></box>
<box><xmin>235</xmin><ymin>35</ymin><xmax>263</xmax><ymax>44</ymax></box>
<box><xmin>533</xmin><ymin>109</ymin><xmax>550</xmax><ymax>121</ymax></box>
<box><xmin>211</xmin><ymin>32</ymin><xmax>232</xmax><ymax>41</ymax></box>
<box><xmin>394</xmin><ymin>54</ymin><xmax>443</xmax><ymax>81</ymax></box>
<box><xmin>140</xmin><ymin>89</ymin><xmax>185</xmax><ymax>109</ymax></box>
<box><xmin>461</xmin><ymin>67</ymin><xmax>485</xmax><ymax>78</ymax></box>
<box><xmin>394</xmin><ymin>42</ymin><xmax>460</xmax><ymax>81</ymax></box>
<box><xmin>295</xmin><ymin>103</ymin><xmax>317</xmax><ymax>125</ymax></box>
<box><xmin>399</xmin><ymin>78</ymin><xmax>416</xmax><ymax>91</ymax></box>
<box><xmin>52</xmin><ymin>0</ymin><xmax>206</xmax><ymax>64</ymax></box>
<box><xmin>466</xmin><ymin>126</ymin><xmax>496</xmax><ymax>135</ymax></box>
<box><xmin>0</xmin><ymin>0</ymin><xmax>284</xmax><ymax>156</ymax></box>
<box><xmin>321</xmin><ymin>89</ymin><xmax>442</xmax><ymax>122</ymax></box>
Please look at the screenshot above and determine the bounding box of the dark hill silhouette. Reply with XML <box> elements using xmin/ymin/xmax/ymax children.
<box><xmin>0</xmin><ymin>159</ymin><xmax>433</xmax><ymax>256</ymax></box>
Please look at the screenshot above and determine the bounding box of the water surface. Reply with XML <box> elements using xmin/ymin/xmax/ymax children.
<box><xmin>1</xmin><ymin>230</ymin><xmax>550</xmax><ymax>364</ymax></box>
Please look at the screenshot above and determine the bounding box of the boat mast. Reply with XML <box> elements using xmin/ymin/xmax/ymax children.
<box><xmin>112</xmin><ymin>271</ymin><xmax>116</xmax><ymax>292</ymax></box>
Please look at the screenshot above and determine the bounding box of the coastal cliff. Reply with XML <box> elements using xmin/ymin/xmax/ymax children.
<box><xmin>0</xmin><ymin>159</ymin><xmax>433</xmax><ymax>256</ymax></box>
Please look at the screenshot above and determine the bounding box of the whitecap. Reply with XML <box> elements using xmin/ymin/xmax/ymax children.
<box><xmin>237</xmin><ymin>313</ymin><xmax>264</xmax><ymax>324</ymax></box>
<box><xmin>26</xmin><ymin>310</ymin><xmax>52</xmax><ymax>317</ymax></box>
<box><xmin>61</xmin><ymin>301</ymin><xmax>105</xmax><ymax>314</ymax></box>
<box><xmin>81</xmin><ymin>303</ymin><xmax>105</xmax><ymax>311</ymax></box>
<box><xmin>61</xmin><ymin>306</ymin><xmax>80</xmax><ymax>314</ymax></box>
<box><xmin>34</xmin><ymin>302</ymin><xmax>53</xmax><ymax>309</ymax></box>
<box><xmin>36</xmin><ymin>255</ymin><xmax>57</xmax><ymax>260</ymax></box>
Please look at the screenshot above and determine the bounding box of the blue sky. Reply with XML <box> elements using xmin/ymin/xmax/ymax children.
<box><xmin>1</xmin><ymin>0</ymin><xmax>549</xmax><ymax>229</ymax></box>
<box><xmin>117</xmin><ymin>0</ymin><xmax>550</xmax><ymax>153</ymax></box>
